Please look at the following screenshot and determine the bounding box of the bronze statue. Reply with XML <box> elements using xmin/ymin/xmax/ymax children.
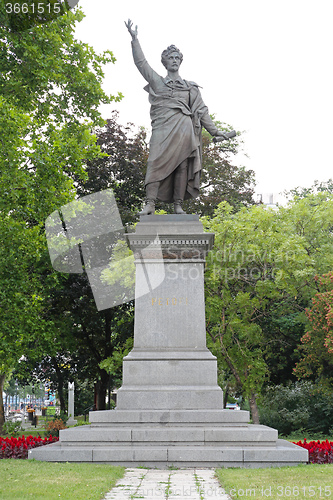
<box><xmin>125</xmin><ymin>20</ymin><xmax>231</xmax><ymax>215</ymax></box>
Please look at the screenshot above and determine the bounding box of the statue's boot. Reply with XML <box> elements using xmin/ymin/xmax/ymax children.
<box><xmin>174</xmin><ymin>200</ymin><xmax>186</xmax><ymax>214</ymax></box>
<box><xmin>138</xmin><ymin>182</ymin><xmax>159</xmax><ymax>216</ymax></box>
<box><xmin>173</xmin><ymin>161</ymin><xmax>187</xmax><ymax>215</ymax></box>
<box><xmin>139</xmin><ymin>200</ymin><xmax>155</xmax><ymax>215</ymax></box>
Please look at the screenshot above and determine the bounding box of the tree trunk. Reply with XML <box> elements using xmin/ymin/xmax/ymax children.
<box><xmin>249</xmin><ymin>392</ymin><xmax>260</xmax><ymax>424</ymax></box>
<box><xmin>0</xmin><ymin>373</ymin><xmax>6</xmax><ymax>433</ymax></box>
<box><xmin>95</xmin><ymin>369</ymin><xmax>109</xmax><ymax>410</ymax></box>
<box><xmin>223</xmin><ymin>383</ymin><xmax>229</xmax><ymax>409</ymax></box>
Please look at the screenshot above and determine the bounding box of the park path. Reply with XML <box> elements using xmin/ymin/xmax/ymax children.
<box><xmin>103</xmin><ymin>468</ymin><xmax>231</xmax><ymax>499</ymax></box>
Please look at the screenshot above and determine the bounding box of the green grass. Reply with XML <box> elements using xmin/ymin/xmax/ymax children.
<box><xmin>284</xmin><ymin>432</ymin><xmax>333</xmax><ymax>442</ymax></box>
<box><xmin>216</xmin><ymin>464</ymin><xmax>333</xmax><ymax>499</ymax></box>
<box><xmin>0</xmin><ymin>460</ymin><xmax>125</xmax><ymax>500</ymax></box>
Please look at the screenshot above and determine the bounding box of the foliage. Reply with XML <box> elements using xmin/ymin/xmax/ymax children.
<box><xmin>44</xmin><ymin>418</ymin><xmax>67</xmax><ymax>437</ymax></box>
<box><xmin>203</xmin><ymin>201</ymin><xmax>314</xmax><ymax>419</ymax></box>
<box><xmin>294</xmin><ymin>272</ymin><xmax>333</xmax><ymax>385</ymax></box>
<box><xmin>0</xmin><ymin>7</ymin><xmax>120</xmax><ymax>222</ymax></box>
<box><xmin>0</xmin><ymin>5</ymin><xmax>122</xmax><ymax>424</ymax></box>
<box><xmin>73</xmin><ymin>379</ymin><xmax>95</xmax><ymax>416</ymax></box>
<box><xmin>204</xmin><ymin>192</ymin><xmax>333</xmax><ymax>414</ymax></box>
<box><xmin>1</xmin><ymin>0</ymin><xmax>71</xmax><ymax>33</ymax></box>
<box><xmin>259</xmin><ymin>381</ymin><xmax>333</xmax><ymax>435</ymax></box>
<box><xmin>285</xmin><ymin>178</ymin><xmax>333</xmax><ymax>199</ymax></box>
<box><xmin>16</xmin><ymin>111</ymin><xmax>148</xmax><ymax>411</ymax></box>
<box><xmin>2</xmin><ymin>421</ymin><xmax>23</xmax><ymax>438</ymax></box>
<box><xmin>0</xmin><ymin>434</ymin><xmax>58</xmax><ymax>459</ymax></box>
<box><xmin>99</xmin><ymin>336</ymin><xmax>134</xmax><ymax>388</ymax></box>
<box><xmin>284</xmin><ymin>192</ymin><xmax>333</xmax><ymax>277</ymax></box>
<box><xmin>78</xmin><ymin>111</ymin><xmax>147</xmax><ymax>226</ymax></box>
<box><xmin>294</xmin><ymin>439</ymin><xmax>333</xmax><ymax>464</ymax></box>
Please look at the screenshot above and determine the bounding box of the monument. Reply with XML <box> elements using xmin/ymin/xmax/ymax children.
<box><xmin>67</xmin><ymin>382</ymin><xmax>77</xmax><ymax>427</ymax></box>
<box><xmin>29</xmin><ymin>22</ymin><xmax>308</xmax><ymax>466</ymax></box>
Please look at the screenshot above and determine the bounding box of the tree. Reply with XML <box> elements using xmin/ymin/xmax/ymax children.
<box><xmin>285</xmin><ymin>179</ymin><xmax>333</xmax><ymax>200</ymax></box>
<box><xmin>43</xmin><ymin>112</ymin><xmax>150</xmax><ymax>409</ymax></box>
<box><xmin>47</xmin><ymin>273</ymin><xmax>135</xmax><ymax>411</ymax></box>
<box><xmin>204</xmin><ymin>192</ymin><xmax>333</xmax><ymax>422</ymax></box>
<box><xmin>77</xmin><ymin>111</ymin><xmax>147</xmax><ymax>226</ymax></box>
<box><xmin>0</xmin><ymin>216</ymin><xmax>46</xmax><ymax>426</ymax></box>
<box><xmin>16</xmin><ymin>112</ymin><xmax>150</xmax><ymax>411</ymax></box>
<box><xmin>294</xmin><ymin>272</ymin><xmax>333</xmax><ymax>387</ymax></box>
<box><xmin>204</xmin><ymin>202</ymin><xmax>315</xmax><ymax>422</ymax></box>
<box><xmin>0</xmin><ymin>6</ymin><xmax>121</xmax><ymax>429</ymax></box>
<box><xmin>258</xmin><ymin>192</ymin><xmax>333</xmax><ymax>385</ymax></box>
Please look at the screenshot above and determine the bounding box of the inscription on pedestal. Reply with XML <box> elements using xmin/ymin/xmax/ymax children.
<box><xmin>151</xmin><ymin>297</ymin><xmax>189</xmax><ymax>306</ymax></box>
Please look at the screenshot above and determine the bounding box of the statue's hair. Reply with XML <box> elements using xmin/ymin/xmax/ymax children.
<box><xmin>161</xmin><ymin>45</ymin><xmax>183</xmax><ymax>68</ymax></box>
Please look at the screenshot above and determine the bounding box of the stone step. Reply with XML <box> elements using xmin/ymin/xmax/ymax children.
<box><xmin>29</xmin><ymin>440</ymin><xmax>308</xmax><ymax>467</ymax></box>
<box><xmin>89</xmin><ymin>409</ymin><xmax>250</xmax><ymax>424</ymax></box>
<box><xmin>59</xmin><ymin>424</ymin><xmax>278</xmax><ymax>447</ymax></box>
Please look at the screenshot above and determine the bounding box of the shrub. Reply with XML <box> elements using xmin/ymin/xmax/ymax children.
<box><xmin>259</xmin><ymin>381</ymin><xmax>333</xmax><ymax>435</ymax></box>
<box><xmin>294</xmin><ymin>439</ymin><xmax>333</xmax><ymax>464</ymax></box>
<box><xmin>0</xmin><ymin>435</ymin><xmax>59</xmax><ymax>459</ymax></box>
<box><xmin>2</xmin><ymin>421</ymin><xmax>24</xmax><ymax>438</ymax></box>
<box><xmin>44</xmin><ymin>418</ymin><xmax>67</xmax><ymax>437</ymax></box>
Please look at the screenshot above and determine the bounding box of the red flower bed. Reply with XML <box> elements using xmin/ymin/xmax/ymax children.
<box><xmin>294</xmin><ymin>439</ymin><xmax>333</xmax><ymax>464</ymax></box>
<box><xmin>0</xmin><ymin>435</ymin><xmax>59</xmax><ymax>459</ymax></box>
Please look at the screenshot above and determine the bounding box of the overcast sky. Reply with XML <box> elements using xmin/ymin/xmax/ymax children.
<box><xmin>74</xmin><ymin>0</ymin><xmax>333</xmax><ymax>198</ymax></box>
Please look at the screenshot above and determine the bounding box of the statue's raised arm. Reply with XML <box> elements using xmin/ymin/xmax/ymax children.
<box><xmin>124</xmin><ymin>19</ymin><xmax>156</xmax><ymax>87</ymax></box>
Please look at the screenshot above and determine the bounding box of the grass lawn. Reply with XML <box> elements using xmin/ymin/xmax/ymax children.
<box><xmin>216</xmin><ymin>464</ymin><xmax>333</xmax><ymax>499</ymax></box>
<box><xmin>0</xmin><ymin>460</ymin><xmax>125</xmax><ymax>500</ymax></box>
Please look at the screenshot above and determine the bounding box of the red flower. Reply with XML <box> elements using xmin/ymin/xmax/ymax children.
<box><xmin>294</xmin><ymin>439</ymin><xmax>333</xmax><ymax>464</ymax></box>
<box><xmin>0</xmin><ymin>434</ymin><xmax>59</xmax><ymax>460</ymax></box>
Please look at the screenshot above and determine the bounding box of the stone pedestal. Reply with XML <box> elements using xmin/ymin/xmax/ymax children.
<box><xmin>29</xmin><ymin>215</ymin><xmax>308</xmax><ymax>467</ymax></box>
<box><xmin>117</xmin><ymin>215</ymin><xmax>222</xmax><ymax>411</ymax></box>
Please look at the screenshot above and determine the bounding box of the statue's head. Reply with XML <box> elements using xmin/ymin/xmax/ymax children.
<box><xmin>161</xmin><ymin>45</ymin><xmax>183</xmax><ymax>69</ymax></box>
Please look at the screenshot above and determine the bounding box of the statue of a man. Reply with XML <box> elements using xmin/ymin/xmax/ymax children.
<box><xmin>125</xmin><ymin>20</ymin><xmax>228</xmax><ymax>215</ymax></box>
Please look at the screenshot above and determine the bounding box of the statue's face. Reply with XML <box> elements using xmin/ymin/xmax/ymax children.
<box><xmin>164</xmin><ymin>51</ymin><xmax>182</xmax><ymax>72</ymax></box>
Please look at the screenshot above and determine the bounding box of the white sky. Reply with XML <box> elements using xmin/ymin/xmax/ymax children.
<box><xmin>74</xmin><ymin>0</ymin><xmax>333</xmax><ymax>197</ymax></box>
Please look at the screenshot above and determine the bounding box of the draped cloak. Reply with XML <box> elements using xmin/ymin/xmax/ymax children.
<box><xmin>132</xmin><ymin>39</ymin><xmax>220</xmax><ymax>203</ymax></box>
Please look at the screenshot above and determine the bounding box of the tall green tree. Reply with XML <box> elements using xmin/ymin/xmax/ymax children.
<box><xmin>16</xmin><ymin>112</ymin><xmax>150</xmax><ymax>411</ymax></box>
<box><xmin>203</xmin><ymin>201</ymin><xmax>317</xmax><ymax>422</ymax></box>
<box><xmin>204</xmin><ymin>192</ymin><xmax>333</xmax><ymax>422</ymax></box>
<box><xmin>0</xmin><ymin>6</ymin><xmax>121</xmax><ymax>429</ymax></box>
<box><xmin>77</xmin><ymin>111</ymin><xmax>147</xmax><ymax>226</ymax></box>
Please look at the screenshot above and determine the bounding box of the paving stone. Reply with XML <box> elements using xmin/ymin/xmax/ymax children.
<box><xmin>102</xmin><ymin>468</ymin><xmax>231</xmax><ymax>500</ymax></box>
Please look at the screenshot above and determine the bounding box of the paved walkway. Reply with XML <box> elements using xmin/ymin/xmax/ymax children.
<box><xmin>103</xmin><ymin>468</ymin><xmax>231</xmax><ymax>499</ymax></box>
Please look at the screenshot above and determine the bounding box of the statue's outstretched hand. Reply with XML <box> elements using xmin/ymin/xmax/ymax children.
<box><xmin>125</xmin><ymin>19</ymin><xmax>138</xmax><ymax>39</ymax></box>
